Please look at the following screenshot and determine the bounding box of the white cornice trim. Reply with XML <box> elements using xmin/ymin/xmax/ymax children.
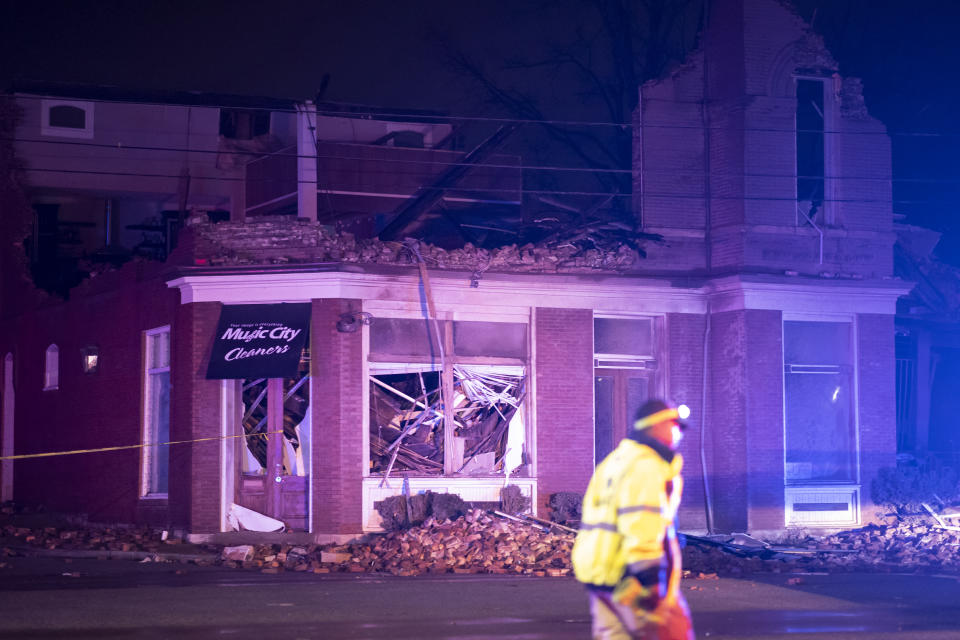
<box><xmin>167</xmin><ymin>269</ymin><xmax>913</xmax><ymax>316</ymax></box>
<box><xmin>167</xmin><ymin>270</ymin><xmax>707</xmax><ymax>314</ymax></box>
<box><xmin>706</xmin><ymin>275</ymin><xmax>913</xmax><ymax>315</ymax></box>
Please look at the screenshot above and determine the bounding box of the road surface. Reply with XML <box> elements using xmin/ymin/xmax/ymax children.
<box><xmin>1</xmin><ymin>556</ymin><xmax>959</xmax><ymax>638</ymax></box>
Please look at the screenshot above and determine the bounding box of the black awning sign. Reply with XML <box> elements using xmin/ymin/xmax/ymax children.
<box><xmin>206</xmin><ymin>303</ymin><xmax>311</xmax><ymax>379</ymax></box>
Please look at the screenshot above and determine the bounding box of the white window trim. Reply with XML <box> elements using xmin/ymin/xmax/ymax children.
<box><xmin>363</xmin><ymin>313</ymin><xmax>533</xmax><ymax>481</ymax></box>
<box><xmin>41</xmin><ymin>99</ymin><xmax>95</xmax><ymax>139</ymax></box>
<box><xmin>592</xmin><ymin>312</ymin><xmax>661</xmax><ymax>363</ymax></box>
<box><xmin>781</xmin><ymin>315</ymin><xmax>862</xmax><ymax>526</ymax></box>
<box><xmin>43</xmin><ymin>344</ymin><xmax>59</xmax><ymax>391</ymax></box>
<box><xmin>141</xmin><ymin>326</ymin><xmax>170</xmax><ymax>498</ymax></box>
<box><xmin>793</xmin><ymin>76</ymin><xmax>837</xmax><ymax>227</ymax></box>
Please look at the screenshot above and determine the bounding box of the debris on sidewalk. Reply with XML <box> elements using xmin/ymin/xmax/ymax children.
<box><xmin>221</xmin><ymin>545</ymin><xmax>255</xmax><ymax>562</ymax></box>
<box><xmin>5</xmin><ymin>499</ymin><xmax>960</xmax><ymax>579</ymax></box>
<box><xmin>682</xmin><ymin>515</ymin><xmax>960</xmax><ymax>576</ymax></box>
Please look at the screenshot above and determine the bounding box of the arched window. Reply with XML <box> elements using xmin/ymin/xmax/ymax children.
<box><xmin>44</xmin><ymin>344</ymin><xmax>59</xmax><ymax>390</ymax></box>
<box><xmin>41</xmin><ymin>100</ymin><xmax>94</xmax><ymax>139</ymax></box>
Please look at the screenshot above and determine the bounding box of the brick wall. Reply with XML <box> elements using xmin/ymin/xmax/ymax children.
<box><xmin>707</xmin><ymin>310</ymin><xmax>749</xmax><ymax>532</ymax></box>
<box><xmin>534</xmin><ymin>308</ymin><xmax>594</xmax><ymax>515</ymax></box>
<box><xmin>635</xmin><ymin>0</ymin><xmax>894</xmax><ymax>280</ymax></box>
<box><xmin>311</xmin><ymin>298</ymin><xmax>364</xmax><ymax>534</ymax></box>
<box><xmin>4</xmin><ymin>264</ymin><xmax>178</xmax><ymax>525</ymax></box>
<box><xmin>743</xmin><ymin>309</ymin><xmax>785</xmax><ymax>531</ymax></box>
<box><xmin>857</xmin><ymin>313</ymin><xmax>897</xmax><ymax>521</ymax></box>
<box><xmin>170</xmin><ymin>301</ymin><xmax>222</xmax><ymax>532</ymax></box>
<box><xmin>666</xmin><ymin>313</ymin><xmax>708</xmax><ymax>531</ymax></box>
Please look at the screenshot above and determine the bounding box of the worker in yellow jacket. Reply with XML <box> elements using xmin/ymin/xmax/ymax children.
<box><xmin>572</xmin><ymin>399</ymin><xmax>694</xmax><ymax>640</ymax></box>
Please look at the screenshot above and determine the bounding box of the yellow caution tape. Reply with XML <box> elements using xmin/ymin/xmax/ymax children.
<box><xmin>0</xmin><ymin>430</ymin><xmax>283</xmax><ymax>461</ymax></box>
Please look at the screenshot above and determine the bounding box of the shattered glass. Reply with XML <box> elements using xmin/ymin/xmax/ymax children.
<box><xmin>369</xmin><ymin>364</ymin><xmax>526</xmax><ymax>477</ymax></box>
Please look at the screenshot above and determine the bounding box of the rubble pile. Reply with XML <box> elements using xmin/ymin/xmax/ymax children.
<box><xmin>193</xmin><ymin>221</ymin><xmax>640</xmax><ymax>274</ymax></box>
<box><xmin>684</xmin><ymin>516</ymin><xmax>960</xmax><ymax>576</ymax></box>
<box><xmin>221</xmin><ymin>509</ymin><xmax>573</xmax><ymax>576</ymax></box>
<box><xmin>1</xmin><ymin>521</ymin><xmax>183</xmax><ymax>555</ymax></box>
<box><xmin>5</xmin><ymin>500</ymin><xmax>960</xmax><ymax>578</ymax></box>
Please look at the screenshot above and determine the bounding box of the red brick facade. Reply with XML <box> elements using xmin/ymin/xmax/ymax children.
<box><xmin>310</xmin><ymin>298</ymin><xmax>364</xmax><ymax>534</ymax></box>
<box><xmin>534</xmin><ymin>308</ymin><xmax>595</xmax><ymax>515</ymax></box>
<box><xmin>0</xmin><ymin>264</ymin><xmax>177</xmax><ymax>525</ymax></box>
<box><xmin>169</xmin><ymin>301</ymin><xmax>222</xmax><ymax>532</ymax></box>
<box><xmin>0</xmin><ymin>0</ymin><xmax>905</xmax><ymax>538</ymax></box>
<box><xmin>856</xmin><ymin>314</ymin><xmax>898</xmax><ymax>520</ymax></box>
<box><xmin>666</xmin><ymin>313</ymin><xmax>708</xmax><ymax>531</ymax></box>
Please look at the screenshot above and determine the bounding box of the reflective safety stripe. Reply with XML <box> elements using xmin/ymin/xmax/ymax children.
<box><xmin>617</xmin><ymin>505</ymin><xmax>661</xmax><ymax>515</ymax></box>
<box><xmin>579</xmin><ymin>522</ymin><xmax>618</xmax><ymax>533</ymax></box>
<box><xmin>626</xmin><ymin>559</ymin><xmax>663</xmax><ymax>577</ymax></box>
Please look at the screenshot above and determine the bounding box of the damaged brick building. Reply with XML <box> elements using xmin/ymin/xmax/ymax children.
<box><xmin>0</xmin><ymin>0</ymin><xmax>910</xmax><ymax>541</ymax></box>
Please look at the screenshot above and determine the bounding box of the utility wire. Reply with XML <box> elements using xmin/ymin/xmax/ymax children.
<box><xmin>10</xmin><ymin>92</ymin><xmax>960</xmax><ymax>138</ymax></box>
<box><xmin>9</xmin><ymin>137</ymin><xmax>960</xmax><ymax>186</ymax></box>
<box><xmin>20</xmin><ymin>167</ymin><xmax>960</xmax><ymax>205</ymax></box>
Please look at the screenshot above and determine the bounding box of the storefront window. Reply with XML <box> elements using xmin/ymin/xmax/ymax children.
<box><xmin>368</xmin><ymin>319</ymin><xmax>528</xmax><ymax>478</ymax></box>
<box><xmin>783</xmin><ymin>320</ymin><xmax>857</xmax><ymax>484</ymax></box>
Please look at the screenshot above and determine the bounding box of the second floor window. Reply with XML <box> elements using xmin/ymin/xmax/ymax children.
<box><xmin>796</xmin><ymin>79</ymin><xmax>826</xmax><ymax>213</ymax></box>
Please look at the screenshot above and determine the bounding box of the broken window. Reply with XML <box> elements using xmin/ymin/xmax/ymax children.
<box><xmin>368</xmin><ymin>319</ymin><xmax>528</xmax><ymax>478</ymax></box>
<box><xmin>784</xmin><ymin>320</ymin><xmax>856</xmax><ymax>484</ymax></box>
<box><xmin>234</xmin><ymin>347</ymin><xmax>310</xmax><ymax>530</ymax></box>
<box><xmin>238</xmin><ymin>353</ymin><xmax>310</xmax><ymax>477</ymax></box>
<box><xmin>219</xmin><ymin>108</ymin><xmax>270</xmax><ymax>140</ymax></box>
<box><xmin>796</xmin><ymin>78</ymin><xmax>826</xmax><ymax>209</ymax></box>
<box><xmin>142</xmin><ymin>327</ymin><xmax>170</xmax><ymax>496</ymax></box>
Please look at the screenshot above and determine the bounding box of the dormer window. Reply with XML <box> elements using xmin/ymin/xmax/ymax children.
<box><xmin>41</xmin><ymin>100</ymin><xmax>94</xmax><ymax>139</ymax></box>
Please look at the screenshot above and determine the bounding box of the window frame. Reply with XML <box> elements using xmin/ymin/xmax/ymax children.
<box><xmin>592</xmin><ymin>314</ymin><xmax>664</xmax><ymax>466</ymax></box>
<box><xmin>365</xmin><ymin>314</ymin><xmax>530</xmax><ymax>478</ymax></box>
<box><xmin>41</xmin><ymin>99</ymin><xmax>95</xmax><ymax>139</ymax></box>
<box><xmin>141</xmin><ymin>326</ymin><xmax>171</xmax><ymax>498</ymax></box>
<box><xmin>781</xmin><ymin>314</ymin><xmax>861</xmax><ymax>487</ymax></box>
<box><xmin>43</xmin><ymin>344</ymin><xmax>59</xmax><ymax>391</ymax></box>
<box><xmin>793</xmin><ymin>76</ymin><xmax>837</xmax><ymax>227</ymax></box>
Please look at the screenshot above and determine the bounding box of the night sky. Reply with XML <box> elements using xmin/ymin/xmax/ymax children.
<box><xmin>3</xmin><ymin>0</ymin><xmax>960</xmax><ymax>259</ymax></box>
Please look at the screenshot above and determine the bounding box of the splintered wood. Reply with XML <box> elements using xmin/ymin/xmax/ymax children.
<box><xmin>369</xmin><ymin>367</ymin><xmax>523</xmax><ymax>477</ymax></box>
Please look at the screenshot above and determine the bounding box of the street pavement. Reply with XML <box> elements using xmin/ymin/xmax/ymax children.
<box><xmin>1</xmin><ymin>555</ymin><xmax>960</xmax><ymax>639</ymax></box>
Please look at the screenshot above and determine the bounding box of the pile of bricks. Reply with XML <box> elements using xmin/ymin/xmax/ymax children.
<box><xmin>683</xmin><ymin>516</ymin><xmax>960</xmax><ymax>576</ymax></box>
<box><xmin>192</xmin><ymin>221</ymin><xmax>639</xmax><ymax>274</ymax></box>
<box><xmin>1</xmin><ymin>522</ymin><xmax>180</xmax><ymax>554</ymax></box>
<box><xmin>4</xmin><ymin>502</ymin><xmax>959</xmax><ymax>577</ymax></box>
<box><xmin>221</xmin><ymin>509</ymin><xmax>574</xmax><ymax>576</ymax></box>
